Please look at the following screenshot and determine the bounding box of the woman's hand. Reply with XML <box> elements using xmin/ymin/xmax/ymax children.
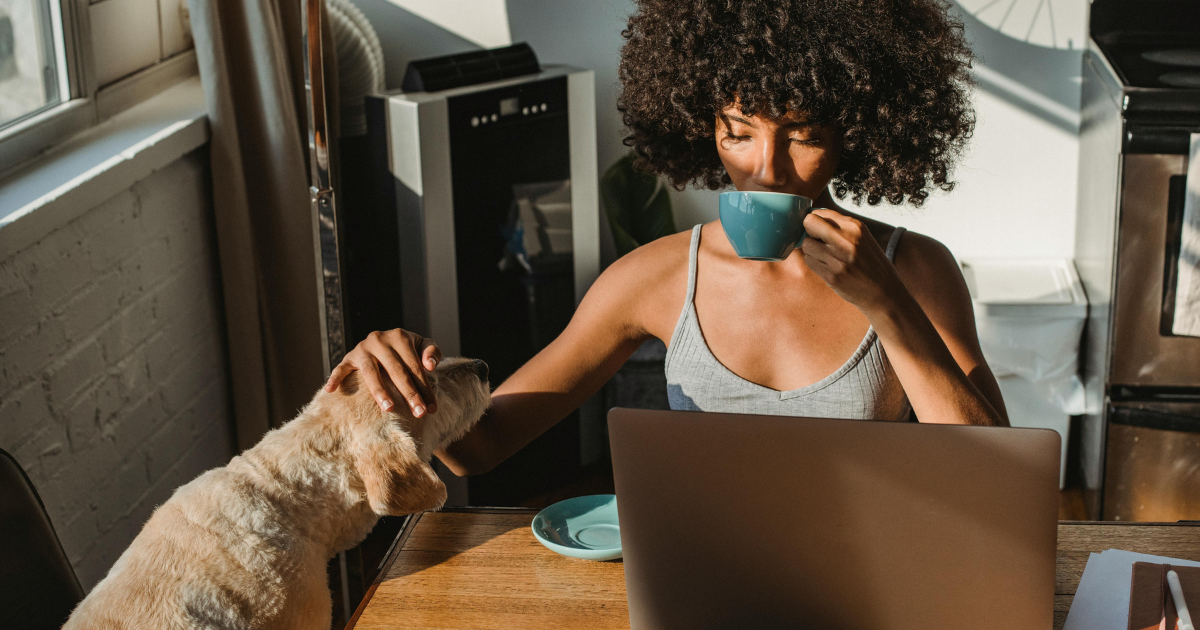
<box><xmin>324</xmin><ymin>329</ymin><xmax>443</xmax><ymax>416</ymax></box>
<box><xmin>799</xmin><ymin>209</ymin><xmax>901</xmax><ymax>313</ymax></box>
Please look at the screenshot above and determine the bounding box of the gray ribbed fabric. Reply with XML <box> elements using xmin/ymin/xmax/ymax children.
<box><xmin>665</xmin><ymin>224</ymin><xmax>911</xmax><ymax>421</ymax></box>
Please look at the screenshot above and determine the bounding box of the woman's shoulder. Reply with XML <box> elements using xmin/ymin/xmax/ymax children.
<box><xmin>604</xmin><ymin>226</ymin><xmax>695</xmax><ymax>281</ymax></box>
<box><xmin>890</xmin><ymin>228</ymin><xmax>959</xmax><ymax>282</ymax></box>
<box><xmin>884</xmin><ymin>226</ymin><xmax>973</xmax><ymax>323</ymax></box>
<box><xmin>582</xmin><ymin>227</ymin><xmax>695</xmax><ymax>338</ymax></box>
<box><xmin>839</xmin><ymin>209</ymin><xmax>963</xmax><ymax>297</ymax></box>
<box><xmin>583</xmin><ymin>227</ymin><xmax>694</xmax><ymax>303</ymax></box>
<box><xmin>842</xmin><ymin>211</ymin><xmax>957</xmax><ymax>275</ymax></box>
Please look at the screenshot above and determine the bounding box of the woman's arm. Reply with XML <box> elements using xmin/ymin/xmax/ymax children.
<box><xmin>325</xmin><ymin>236</ymin><xmax>685</xmax><ymax>475</ymax></box>
<box><xmin>438</xmin><ymin>235</ymin><xmax>689</xmax><ymax>473</ymax></box>
<box><xmin>801</xmin><ymin>210</ymin><xmax>1008</xmax><ymax>426</ymax></box>
<box><xmin>435</xmin><ymin>273</ymin><xmax>647</xmax><ymax>475</ymax></box>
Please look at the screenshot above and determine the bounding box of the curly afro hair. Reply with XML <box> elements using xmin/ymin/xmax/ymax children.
<box><xmin>618</xmin><ymin>0</ymin><xmax>975</xmax><ymax>206</ymax></box>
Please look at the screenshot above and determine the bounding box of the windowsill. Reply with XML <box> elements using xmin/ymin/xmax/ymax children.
<box><xmin>0</xmin><ymin>77</ymin><xmax>209</xmax><ymax>258</ymax></box>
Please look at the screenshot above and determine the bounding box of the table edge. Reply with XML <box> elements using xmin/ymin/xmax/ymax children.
<box><xmin>344</xmin><ymin>513</ymin><xmax>420</xmax><ymax>630</ymax></box>
<box><xmin>342</xmin><ymin>511</ymin><xmax>1198</xmax><ymax>629</ymax></box>
<box><xmin>343</xmin><ymin>508</ymin><xmax>540</xmax><ymax>630</ymax></box>
<box><xmin>1058</xmin><ymin>521</ymin><xmax>1200</xmax><ymax>527</ymax></box>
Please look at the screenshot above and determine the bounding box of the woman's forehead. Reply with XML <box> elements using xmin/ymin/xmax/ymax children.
<box><xmin>720</xmin><ymin>105</ymin><xmax>814</xmax><ymax>129</ymax></box>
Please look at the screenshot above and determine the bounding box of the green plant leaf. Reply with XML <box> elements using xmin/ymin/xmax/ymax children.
<box><xmin>600</xmin><ymin>153</ymin><xmax>677</xmax><ymax>257</ymax></box>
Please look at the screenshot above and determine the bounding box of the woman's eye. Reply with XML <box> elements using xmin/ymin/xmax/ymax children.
<box><xmin>791</xmin><ymin>138</ymin><xmax>820</xmax><ymax>146</ymax></box>
<box><xmin>724</xmin><ymin>133</ymin><xmax>750</xmax><ymax>142</ymax></box>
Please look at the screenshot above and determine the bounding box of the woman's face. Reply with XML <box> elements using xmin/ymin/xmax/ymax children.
<box><xmin>715</xmin><ymin>106</ymin><xmax>842</xmax><ymax>199</ymax></box>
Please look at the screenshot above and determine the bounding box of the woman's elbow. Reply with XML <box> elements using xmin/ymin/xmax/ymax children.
<box><xmin>434</xmin><ymin>442</ymin><xmax>501</xmax><ymax>477</ymax></box>
<box><xmin>438</xmin><ymin>456</ymin><xmax>494</xmax><ymax>478</ymax></box>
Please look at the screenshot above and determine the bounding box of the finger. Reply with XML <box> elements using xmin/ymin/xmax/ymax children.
<box><xmin>800</xmin><ymin>235</ymin><xmax>843</xmax><ymax>269</ymax></box>
<box><xmin>802</xmin><ymin>211</ymin><xmax>841</xmax><ymax>243</ymax></box>
<box><xmin>803</xmin><ymin>213</ymin><xmax>856</xmax><ymax>257</ymax></box>
<box><xmin>809</xmin><ymin>209</ymin><xmax>872</xmax><ymax>248</ymax></box>
<box><xmin>421</xmin><ymin>341</ymin><xmax>442</xmax><ymax>371</ymax></box>
<box><xmin>808</xmin><ymin>207</ymin><xmax>848</xmax><ymax>220</ymax></box>
<box><xmin>387</xmin><ymin>345</ymin><xmax>437</xmax><ymax>416</ymax></box>
<box><xmin>802</xmin><ymin>250</ymin><xmax>833</xmax><ymax>274</ymax></box>
<box><xmin>414</xmin><ymin>338</ymin><xmax>441</xmax><ymax>413</ymax></box>
<box><xmin>373</xmin><ymin>346</ymin><xmax>421</xmax><ymax>402</ymax></box>
<box><xmin>809</xmin><ymin>208</ymin><xmax>864</xmax><ymax>233</ymax></box>
<box><xmin>802</xmin><ymin>248</ymin><xmax>846</xmax><ymax>284</ymax></box>
<box><xmin>392</xmin><ymin>370</ymin><xmax>430</xmax><ymax>418</ymax></box>
<box><xmin>325</xmin><ymin>362</ymin><xmax>354</xmax><ymax>392</ymax></box>
<box><xmin>800</xmin><ymin>230</ymin><xmax>839</xmax><ymax>260</ymax></box>
<box><xmin>358</xmin><ymin>358</ymin><xmax>395</xmax><ymax>412</ymax></box>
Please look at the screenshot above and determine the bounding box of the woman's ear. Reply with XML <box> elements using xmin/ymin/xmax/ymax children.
<box><xmin>353</xmin><ymin>424</ymin><xmax>447</xmax><ymax>516</ymax></box>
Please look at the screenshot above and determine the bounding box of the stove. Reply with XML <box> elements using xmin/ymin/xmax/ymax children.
<box><xmin>1074</xmin><ymin>0</ymin><xmax>1200</xmax><ymax>521</ymax></box>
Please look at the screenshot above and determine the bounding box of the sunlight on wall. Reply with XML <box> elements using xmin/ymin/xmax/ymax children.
<box><xmin>853</xmin><ymin>85</ymin><xmax>1080</xmax><ymax>259</ymax></box>
<box><xmin>382</xmin><ymin>0</ymin><xmax>511</xmax><ymax>48</ymax></box>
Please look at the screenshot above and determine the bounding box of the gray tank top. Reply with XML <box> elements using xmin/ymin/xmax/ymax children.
<box><xmin>664</xmin><ymin>224</ymin><xmax>912</xmax><ymax>421</ymax></box>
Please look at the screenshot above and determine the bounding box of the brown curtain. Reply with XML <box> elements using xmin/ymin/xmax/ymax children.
<box><xmin>187</xmin><ymin>0</ymin><xmax>340</xmax><ymax>448</ymax></box>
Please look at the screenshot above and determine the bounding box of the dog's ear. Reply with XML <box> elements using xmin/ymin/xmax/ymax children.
<box><xmin>353</xmin><ymin>425</ymin><xmax>447</xmax><ymax>516</ymax></box>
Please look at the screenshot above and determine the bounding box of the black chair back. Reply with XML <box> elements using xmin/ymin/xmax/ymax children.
<box><xmin>0</xmin><ymin>448</ymin><xmax>84</xmax><ymax>629</ymax></box>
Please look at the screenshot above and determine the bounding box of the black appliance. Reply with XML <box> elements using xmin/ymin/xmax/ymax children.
<box><xmin>345</xmin><ymin>58</ymin><xmax>601</xmax><ymax>507</ymax></box>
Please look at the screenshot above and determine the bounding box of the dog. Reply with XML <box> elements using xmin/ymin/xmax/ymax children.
<box><xmin>62</xmin><ymin>357</ymin><xmax>491</xmax><ymax>630</ymax></box>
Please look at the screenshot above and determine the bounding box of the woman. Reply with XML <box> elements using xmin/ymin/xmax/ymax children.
<box><xmin>325</xmin><ymin>0</ymin><xmax>1007</xmax><ymax>476</ymax></box>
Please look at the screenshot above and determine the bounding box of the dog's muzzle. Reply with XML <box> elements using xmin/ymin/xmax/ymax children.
<box><xmin>470</xmin><ymin>360</ymin><xmax>489</xmax><ymax>381</ymax></box>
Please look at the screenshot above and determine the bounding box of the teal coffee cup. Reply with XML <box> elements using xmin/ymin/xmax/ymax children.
<box><xmin>718</xmin><ymin>191</ymin><xmax>814</xmax><ymax>261</ymax></box>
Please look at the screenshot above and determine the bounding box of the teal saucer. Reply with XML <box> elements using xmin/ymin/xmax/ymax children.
<box><xmin>531</xmin><ymin>494</ymin><xmax>622</xmax><ymax>561</ymax></box>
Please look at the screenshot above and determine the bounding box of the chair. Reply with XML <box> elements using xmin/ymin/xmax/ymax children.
<box><xmin>0</xmin><ymin>448</ymin><xmax>84</xmax><ymax>629</ymax></box>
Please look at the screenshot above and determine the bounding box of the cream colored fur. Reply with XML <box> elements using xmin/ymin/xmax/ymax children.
<box><xmin>62</xmin><ymin>357</ymin><xmax>490</xmax><ymax>630</ymax></box>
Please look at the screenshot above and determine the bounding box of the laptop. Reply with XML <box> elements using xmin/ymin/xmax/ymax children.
<box><xmin>607</xmin><ymin>408</ymin><xmax>1061</xmax><ymax>630</ymax></box>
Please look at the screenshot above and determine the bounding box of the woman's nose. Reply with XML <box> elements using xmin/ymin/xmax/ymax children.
<box><xmin>751</xmin><ymin>137</ymin><xmax>788</xmax><ymax>189</ymax></box>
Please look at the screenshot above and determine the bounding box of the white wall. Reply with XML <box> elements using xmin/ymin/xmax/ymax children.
<box><xmin>0</xmin><ymin>150</ymin><xmax>234</xmax><ymax>590</ymax></box>
<box><xmin>850</xmin><ymin>84</ymin><xmax>1080</xmax><ymax>259</ymax></box>
<box><xmin>381</xmin><ymin>0</ymin><xmax>511</xmax><ymax>49</ymax></box>
<box><xmin>348</xmin><ymin>0</ymin><xmax>482</xmax><ymax>91</ymax></box>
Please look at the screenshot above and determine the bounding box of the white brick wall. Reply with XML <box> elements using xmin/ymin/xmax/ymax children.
<box><xmin>0</xmin><ymin>149</ymin><xmax>235</xmax><ymax>590</ymax></box>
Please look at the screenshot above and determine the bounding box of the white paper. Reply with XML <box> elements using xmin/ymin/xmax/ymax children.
<box><xmin>1064</xmin><ymin>549</ymin><xmax>1200</xmax><ymax>630</ymax></box>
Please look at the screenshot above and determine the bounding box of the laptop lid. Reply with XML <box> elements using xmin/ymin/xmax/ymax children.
<box><xmin>608</xmin><ymin>408</ymin><xmax>1060</xmax><ymax>630</ymax></box>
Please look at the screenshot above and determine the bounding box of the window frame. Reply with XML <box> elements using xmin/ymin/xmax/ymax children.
<box><xmin>0</xmin><ymin>0</ymin><xmax>198</xmax><ymax>177</ymax></box>
<box><xmin>0</xmin><ymin>0</ymin><xmax>95</xmax><ymax>171</ymax></box>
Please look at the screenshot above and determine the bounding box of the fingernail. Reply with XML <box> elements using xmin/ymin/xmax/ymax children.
<box><xmin>379</xmin><ymin>397</ymin><xmax>393</xmax><ymax>411</ymax></box>
<box><xmin>413</xmin><ymin>405</ymin><xmax>425</xmax><ymax>417</ymax></box>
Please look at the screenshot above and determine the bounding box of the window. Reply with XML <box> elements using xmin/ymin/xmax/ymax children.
<box><xmin>0</xmin><ymin>0</ymin><xmax>195</xmax><ymax>170</ymax></box>
<box><xmin>0</xmin><ymin>0</ymin><xmax>66</xmax><ymax>129</ymax></box>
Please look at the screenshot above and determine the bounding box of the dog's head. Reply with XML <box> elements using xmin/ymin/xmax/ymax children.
<box><xmin>338</xmin><ymin>357</ymin><xmax>490</xmax><ymax>516</ymax></box>
<box><xmin>417</xmin><ymin>357</ymin><xmax>492</xmax><ymax>456</ymax></box>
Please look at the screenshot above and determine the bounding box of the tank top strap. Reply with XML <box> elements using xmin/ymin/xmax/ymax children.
<box><xmin>685</xmin><ymin>224</ymin><xmax>702</xmax><ymax>304</ymax></box>
<box><xmin>884</xmin><ymin>226</ymin><xmax>907</xmax><ymax>262</ymax></box>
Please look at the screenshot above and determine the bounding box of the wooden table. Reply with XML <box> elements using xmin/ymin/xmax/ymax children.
<box><xmin>347</xmin><ymin>508</ymin><xmax>1200</xmax><ymax>630</ymax></box>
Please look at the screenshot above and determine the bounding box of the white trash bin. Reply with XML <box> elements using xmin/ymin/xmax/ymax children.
<box><xmin>961</xmin><ymin>258</ymin><xmax>1088</xmax><ymax>489</ymax></box>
